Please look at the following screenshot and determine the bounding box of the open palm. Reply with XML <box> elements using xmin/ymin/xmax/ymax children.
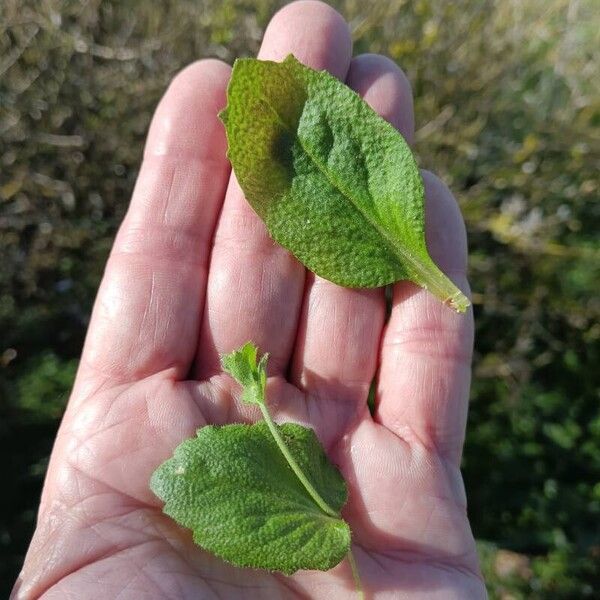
<box><xmin>14</xmin><ymin>2</ymin><xmax>485</xmax><ymax>598</ymax></box>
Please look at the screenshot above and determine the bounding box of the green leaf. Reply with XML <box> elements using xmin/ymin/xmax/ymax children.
<box><xmin>220</xmin><ymin>54</ymin><xmax>470</xmax><ymax>313</ymax></box>
<box><xmin>150</xmin><ymin>421</ymin><xmax>351</xmax><ymax>574</ymax></box>
<box><xmin>220</xmin><ymin>341</ymin><xmax>268</xmax><ymax>406</ymax></box>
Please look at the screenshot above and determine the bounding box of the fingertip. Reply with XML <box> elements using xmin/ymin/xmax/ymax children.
<box><xmin>260</xmin><ymin>0</ymin><xmax>352</xmax><ymax>78</ymax></box>
<box><xmin>170</xmin><ymin>58</ymin><xmax>232</xmax><ymax>88</ymax></box>
<box><xmin>145</xmin><ymin>58</ymin><xmax>232</xmax><ymax>159</ymax></box>
<box><xmin>346</xmin><ymin>53</ymin><xmax>415</xmax><ymax>143</ymax></box>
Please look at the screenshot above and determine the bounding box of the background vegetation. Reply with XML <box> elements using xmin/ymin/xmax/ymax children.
<box><xmin>1</xmin><ymin>0</ymin><xmax>598</xmax><ymax>597</ymax></box>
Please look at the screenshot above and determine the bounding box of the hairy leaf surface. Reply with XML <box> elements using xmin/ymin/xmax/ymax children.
<box><xmin>220</xmin><ymin>54</ymin><xmax>469</xmax><ymax>312</ymax></box>
<box><xmin>151</xmin><ymin>422</ymin><xmax>351</xmax><ymax>574</ymax></box>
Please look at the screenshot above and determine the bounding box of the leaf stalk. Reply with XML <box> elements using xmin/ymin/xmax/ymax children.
<box><xmin>258</xmin><ymin>402</ymin><xmax>339</xmax><ymax>518</ymax></box>
<box><xmin>348</xmin><ymin>548</ymin><xmax>364</xmax><ymax>599</ymax></box>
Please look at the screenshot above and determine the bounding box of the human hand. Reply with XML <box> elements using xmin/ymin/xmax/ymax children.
<box><xmin>14</xmin><ymin>2</ymin><xmax>485</xmax><ymax>598</ymax></box>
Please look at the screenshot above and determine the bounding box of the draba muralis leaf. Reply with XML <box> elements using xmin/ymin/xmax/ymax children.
<box><xmin>220</xmin><ymin>54</ymin><xmax>470</xmax><ymax>313</ymax></box>
<box><xmin>151</xmin><ymin>343</ymin><xmax>355</xmax><ymax>577</ymax></box>
<box><xmin>150</xmin><ymin>422</ymin><xmax>351</xmax><ymax>574</ymax></box>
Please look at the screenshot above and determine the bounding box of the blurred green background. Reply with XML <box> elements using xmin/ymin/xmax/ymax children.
<box><xmin>1</xmin><ymin>0</ymin><xmax>599</xmax><ymax>597</ymax></box>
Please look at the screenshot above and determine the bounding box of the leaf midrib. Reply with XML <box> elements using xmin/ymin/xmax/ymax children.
<box><xmin>260</xmin><ymin>94</ymin><xmax>433</xmax><ymax>285</ymax></box>
<box><xmin>184</xmin><ymin>465</ymin><xmax>337</xmax><ymax>518</ymax></box>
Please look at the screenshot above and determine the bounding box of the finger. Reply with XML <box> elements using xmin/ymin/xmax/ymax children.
<box><xmin>289</xmin><ymin>54</ymin><xmax>414</xmax><ymax>406</ymax></box>
<box><xmin>376</xmin><ymin>171</ymin><xmax>474</xmax><ymax>467</ymax></box>
<box><xmin>194</xmin><ymin>0</ymin><xmax>353</xmax><ymax>379</ymax></box>
<box><xmin>79</xmin><ymin>60</ymin><xmax>231</xmax><ymax>387</ymax></box>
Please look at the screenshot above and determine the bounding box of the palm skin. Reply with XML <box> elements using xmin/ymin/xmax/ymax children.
<box><xmin>14</xmin><ymin>2</ymin><xmax>486</xmax><ymax>598</ymax></box>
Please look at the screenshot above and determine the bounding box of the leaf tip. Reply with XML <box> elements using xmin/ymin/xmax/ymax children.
<box><xmin>283</xmin><ymin>53</ymin><xmax>299</xmax><ymax>65</ymax></box>
<box><xmin>149</xmin><ymin>462</ymin><xmax>166</xmax><ymax>502</ymax></box>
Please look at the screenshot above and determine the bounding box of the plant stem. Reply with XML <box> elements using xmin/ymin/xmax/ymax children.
<box><xmin>348</xmin><ymin>548</ymin><xmax>364</xmax><ymax>599</ymax></box>
<box><xmin>258</xmin><ymin>402</ymin><xmax>339</xmax><ymax>518</ymax></box>
<box><xmin>259</xmin><ymin>375</ymin><xmax>363</xmax><ymax>597</ymax></box>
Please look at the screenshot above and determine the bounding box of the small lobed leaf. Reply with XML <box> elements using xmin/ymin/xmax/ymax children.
<box><xmin>220</xmin><ymin>54</ymin><xmax>470</xmax><ymax>313</ymax></box>
<box><xmin>221</xmin><ymin>342</ymin><xmax>268</xmax><ymax>406</ymax></box>
<box><xmin>151</xmin><ymin>421</ymin><xmax>351</xmax><ymax>574</ymax></box>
